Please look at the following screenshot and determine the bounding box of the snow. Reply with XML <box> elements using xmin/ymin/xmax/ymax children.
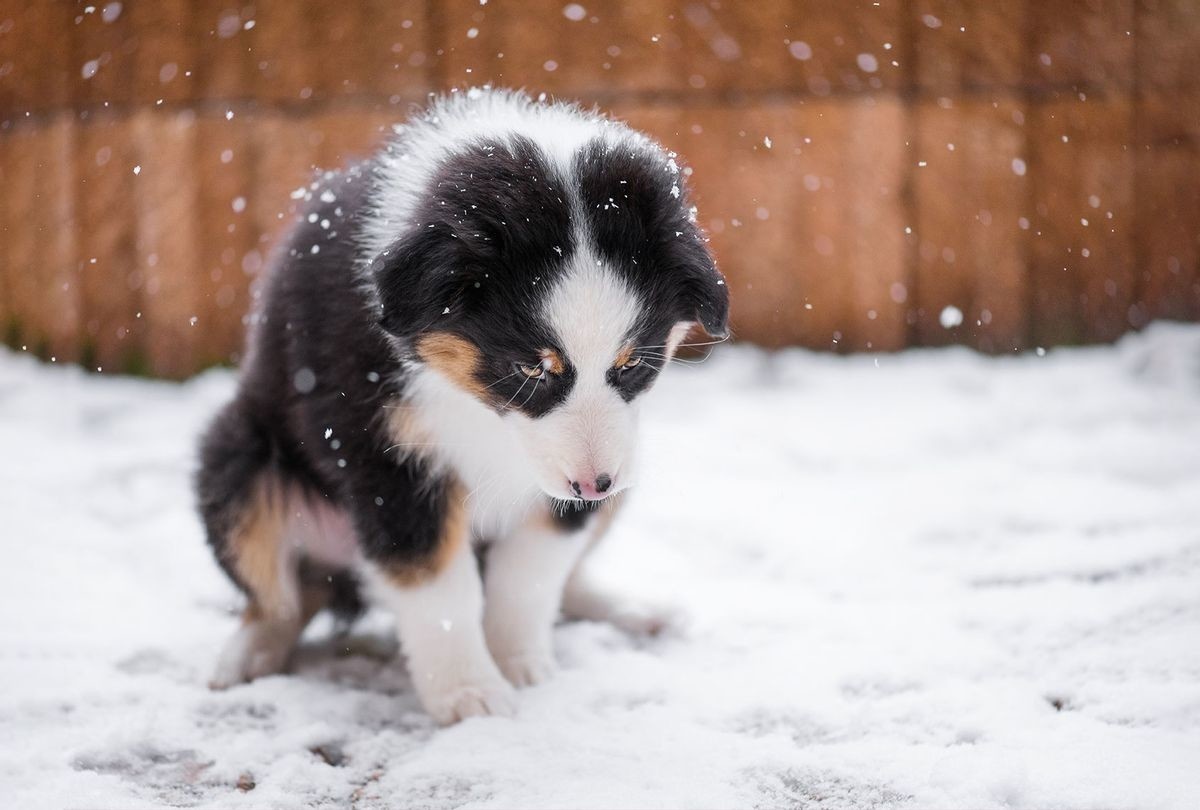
<box><xmin>2</xmin><ymin>324</ymin><xmax>1200</xmax><ymax>809</ymax></box>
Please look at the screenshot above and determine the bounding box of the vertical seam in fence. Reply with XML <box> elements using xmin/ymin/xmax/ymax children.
<box><xmin>899</xmin><ymin>0</ymin><xmax>919</xmax><ymax>350</ymax></box>
<box><xmin>1130</xmin><ymin>0</ymin><xmax>1145</xmax><ymax>323</ymax></box>
<box><xmin>1019</xmin><ymin>0</ymin><xmax>1036</xmax><ymax>350</ymax></box>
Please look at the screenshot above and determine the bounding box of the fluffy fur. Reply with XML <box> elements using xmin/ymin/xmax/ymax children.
<box><xmin>195</xmin><ymin>88</ymin><xmax>729</xmax><ymax>724</ymax></box>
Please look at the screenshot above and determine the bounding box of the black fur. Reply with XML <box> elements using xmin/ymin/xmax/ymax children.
<box><xmin>195</xmin><ymin>102</ymin><xmax>728</xmax><ymax>616</ymax></box>
<box><xmin>373</xmin><ymin>136</ymin><xmax>579</xmax><ymax>418</ymax></box>
<box><xmin>196</xmin><ymin>164</ymin><xmax>453</xmax><ymax>596</ymax></box>
<box><xmin>551</xmin><ymin>499</ymin><xmax>605</xmax><ymax>532</ymax></box>
<box><xmin>575</xmin><ymin>138</ymin><xmax>729</xmax><ymax>341</ymax></box>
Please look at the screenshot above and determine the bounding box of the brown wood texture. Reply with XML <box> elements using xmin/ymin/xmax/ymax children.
<box><xmin>76</xmin><ymin>114</ymin><xmax>144</xmax><ymax>370</ymax></box>
<box><xmin>128</xmin><ymin>0</ymin><xmax>198</xmax><ymax>104</ymax></box>
<box><xmin>1028</xmin><ymin>0</ymin><xmax>1135</xmax><ymax>92</ymax></box>
<box><xmin>913</xmin><ymin>1</ymin><xmax>1027</xmax><ymax>93</ymax></box>
<box><xmin>1135</xmin><ymin>94</ymin><xmax>1200</xmax><ymax>322</ymax></box>
<box><xmin>1029</xmin><ymin>99</ymin><xmax>1136</xmax><ymax>346</ymax></box>
<box><xmin>0</xmin><ymin>0</ymin><xmax>1197</xmax><ymax>376</ymax></box>
<box><xmin>914</xmin><ymin>100</ymin><xmax>1030</xmax><ymax>351</ymax></box>
<box><xmin>1138</xmin><ymin>0</ymin><xmax>1200</xmax><ymax>93</ymax></box>
<box><xmin>619</xmin><ymin>97</ymin><xmax>909</xmax><ymax>351</ymax></box>
<box><xmin>440</xmin><ymin>0</ymin><xmax>686</xmax><ymax>97</ymax></box>
<box><xmin>2</xmin><ymin>115</ymin><xmax>80</xmax><ymax>360</ymax></box>
<box><xmin>0</xmin><ymin>1</ymin><xmax>73</xmax><ymax>113</ymax></box>
<box><xmin>132</xmin><ymin>109</ymin><xmax>201</xmax><ymax>377</ymax></box>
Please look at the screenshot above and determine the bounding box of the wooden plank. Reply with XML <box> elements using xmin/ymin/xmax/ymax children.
<box><xmin>128</xmin><ymin>0</ymin><xmax>197</xmax><ymax>104</ymax></box>
<box><xmin>2</xmin><ymin>116</ymin><xmax>80</xmax><ymax>361</ymax></box>
<box><xmin>0</xmin><ymin>123</ymin><xmax>34</xmax><ymax>350</ymax></box>
<box><xmin>76</xmin><ymin>115</ymin><xmax>143</xmax><ymax>371</ymax></box>
<box><xmin>193</xmin><ymin>114</ymin><xmax>256</xmax><ymax>369</ymax></box>
<box><xmin>1135</xmin><ymin>3</ymin><xmax>1200</xmax><ymax>320</ymax></box>
<box><xmin>1028</xmin><ymin>99</ymin><xmax>1135</xmax><ymax>346</ymax></box>
<box><xmin>192</xmin><ymin>0</ymin><xmax>254</xmax><ymax>102</ymax></box>
<box><xmin>914</xmin><ymin>99</ymin><xmax>1030</xmax><ymax>351</ymax></box>
<box><xmin>1027</xmin><ymin>0</ymin><xmax>1134</xmax><ymax>93</ymax></box>
<box><xmin>250</xmin><ymin>0</ymin><xmax>314</xmax><ymax>103</ymax></box>
<box><xmin>308</xmin><ymin>4</ymin><xmax>371</xmax><ymax>99</ymax></box>
<box><xmin>310</xmin><ymin>109</ymin><xmax>393</xmax><ymax>173</ymax></box>
<box><xmin>617</xmin><ymin>98</ymin><xmax>909</xmax><ymax>351</ymax></box>
<box><xmin>680</xmin><ymin>0</ymin><xmax>905</xmax><ymax>96</ymax></box>
<box><xmin>439</xmin><ymin>0</ymin><xmax>685</xmax><ymax>99</ymax></box>
<box><xmin>131</xmin><ymin>110</ymin><xmax>201</xmax><ymax>378</ymax></box>
<box><xmin>1138</xmin><ymin>0</ymin><xmax>1200</xmax><ymax>92</ymax></box>
<box><xmin>913</xmin><ymin>0</ymin><xmax>1027</xmax><ymax>93</ymax></box>
<box><xmin>0</xmin><ymin>128</ymin><xmax>8</xmax><ymax>342</ymax></box>
<box><xmin>71</xmin><ymin>0</ymin><xmax>136</xmax><ymax>106</ymax></box>
<box><xmin>38</xmin><ymin>115</ymin><xmax>81</xmax><ymax>361</ymax></box>
<box><xmin>361</xmin><ymin>0</ymin><xmax>437</xmax><ymax>100</ymax></box>
<box><xmin>0</xmin><ymin>1</ymin><xmax>74</xmax><ymax>113</ymax></box>
<box><xmin>249</xmin><ymin>113</ymin><xmax>319</xmax><ymax>288</ymax></box>
<box><xmin>1134</xmin><ymin>94</ymin><xmax>1200</xmax><ymax>322</ymax></box>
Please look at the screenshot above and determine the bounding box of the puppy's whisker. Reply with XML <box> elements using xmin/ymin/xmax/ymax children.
<box><xmin>500</xmin><ymin>374</ymin><xmax>531</xmax><ymax>411</ymax></box>
<box><xmin>464</xmin><ymin>471</ymin><xmax>502</xmax><ymax>512</ymax></box>
<box><xmin>639</xmin><ymin>352</ymin><xmax>705</xmax><ymax>366</ymax></box>
<box><xmin>482</xmin><ymin>370</ymin><xmax>522</xmax><ymax>391</ymax></box>
<box><xmin>519</xmin><ymin>376</ymin><xmax>541</xmax><ymax>408</ymax></box>
<box><xmin>634</xmin><ymin>335</ymin><xmax>729</xmax><ymax>351</ymax></box>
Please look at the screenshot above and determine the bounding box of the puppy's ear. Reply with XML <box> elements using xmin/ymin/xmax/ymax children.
<box><xmin>681</xmin><ymin>252</ymin><xmax>730</xmax><ymax>340</ymax></box>
<box><xmin>371</xmin><ymin>226</ymin><xmax>480</xmax><ymax>338</ymax></box>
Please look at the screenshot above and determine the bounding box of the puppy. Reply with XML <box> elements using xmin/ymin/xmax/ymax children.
<box><xmin>196</xmin><ymin>88</ymin><xmax>729</xmax><ymax>724</ymax></box>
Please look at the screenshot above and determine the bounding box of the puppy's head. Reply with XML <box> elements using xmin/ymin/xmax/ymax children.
<box><xmin>372</xmin><ymin>132</ymin><xmax>727</xmax><ymax>502</ymax></box>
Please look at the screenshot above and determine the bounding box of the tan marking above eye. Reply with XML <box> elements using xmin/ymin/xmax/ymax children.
<box><xmin>613</xmin><ymin>343</ymin><xmax>636</xmax><ymax>369</ymax></box>
<box><xmin>539</xmin><ymin>348</ymin><xmax>565</xmax><ymax>374</ymax></box>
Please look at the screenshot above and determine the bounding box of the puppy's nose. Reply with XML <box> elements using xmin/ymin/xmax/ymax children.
<box><xmin>569</xmin><ymin>474</ymin><xmax>615</xmax><ymax>501</ymax></box>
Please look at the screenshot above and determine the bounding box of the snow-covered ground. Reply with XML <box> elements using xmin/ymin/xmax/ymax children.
<box><xmin>2</xmin><ymin>324</ymin><xmax>1199</xmax><ymax>810</ymax></box>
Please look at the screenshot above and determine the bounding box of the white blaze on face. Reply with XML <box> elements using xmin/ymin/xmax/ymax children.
<box><xmin>508</xmin><ymin>254</ymin><xmax>643</xmax><ymax>500</ymax></box>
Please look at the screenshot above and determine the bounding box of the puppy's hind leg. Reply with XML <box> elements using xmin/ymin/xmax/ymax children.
<box><xmin>197</xmin><ymin>402</ymin><xmax>315</xmax><ymax>688</ymax></box>
<box><xmin>206</xmin><ymin>480</ymin><xmax>319</xmax><ymax>688</ymax></box>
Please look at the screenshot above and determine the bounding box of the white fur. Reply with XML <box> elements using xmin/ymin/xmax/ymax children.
<box><xmin>400</xmin><ymin>368</ymin><xmax>544</xmax><ymax>538</ymax></box>
<box><xmin>360</xmin><ymin>541</ymin><xmax>515</xmax><ymax>725</ymax></box>
<box><xmin>483</xmin><ymin>514</ymin><xmax>592</xmax><ymax>686</ymax></box>
<box><xmin>506</xmin><ymin>251</ymin><xmax>644</xmax><ymax>499</ymax></box>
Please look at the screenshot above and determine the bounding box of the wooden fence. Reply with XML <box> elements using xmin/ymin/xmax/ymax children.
<box><xmin>1</xmin><ymin>1</ymin><xmax>1198</xmax><ymax>377</ymax></box>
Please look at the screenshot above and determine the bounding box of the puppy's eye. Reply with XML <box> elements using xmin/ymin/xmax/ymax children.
<box><xmin>516</xmin><ymin>362</ymin><xmax>546</xmax><ymax>379</ymax></box>
<box><xmin>620</xmin><ymin>356</ymin><xmax>642</xmax><ymax>370</ymax></box>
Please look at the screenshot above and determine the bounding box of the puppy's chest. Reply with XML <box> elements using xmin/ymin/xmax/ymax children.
<box><xmin>388</xmin><ymin>380</ymin><xmax>541</xmax><ymax>536</ymax></box>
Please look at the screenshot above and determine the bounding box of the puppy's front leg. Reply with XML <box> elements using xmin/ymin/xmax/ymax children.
<box><xmin>359</xmin><ymin>478</ymin><xmax>513</xmax><ymax>724</ymax></box>
<box><xmin>483</xmin><ymin>507</ymin><xmax>592</xmax><ymax>687</ymax></box>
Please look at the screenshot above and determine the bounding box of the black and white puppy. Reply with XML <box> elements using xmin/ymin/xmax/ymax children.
<box><xmin>196</xmin><ymin>88</ymin><xmax>728</xmax><ymax>724</ymax></box>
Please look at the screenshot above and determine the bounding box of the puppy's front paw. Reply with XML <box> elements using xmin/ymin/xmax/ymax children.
<box><xmin>495</xmin><ymin>649</ymin><xmax>557</xmax><ymax>688</ymax></box>
<box><xmin>422</xmin><ymin>675</ymin><xmax>517</xmax><ymax>725</ymax></box>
